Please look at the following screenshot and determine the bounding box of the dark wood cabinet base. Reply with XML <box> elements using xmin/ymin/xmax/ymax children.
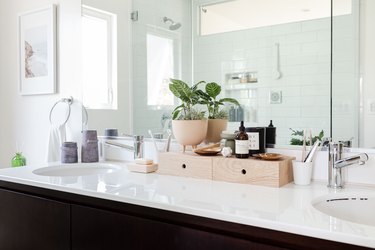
<box><xmin>0</xmin><ymin>180</ymin><xmax>371</xmax><ymax>250</ymax></box>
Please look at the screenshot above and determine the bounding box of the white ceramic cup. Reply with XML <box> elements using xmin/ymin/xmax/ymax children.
<box><xmin>292</xmin><ymin>160</ymin><xmax>313</xmax><ymax>185</ymax></box>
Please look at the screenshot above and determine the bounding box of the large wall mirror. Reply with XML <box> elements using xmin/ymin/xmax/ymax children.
<box><xmin>81</xmin><ymin>0</ymin><xmax>375</xmax><ymax>149</ymax></box>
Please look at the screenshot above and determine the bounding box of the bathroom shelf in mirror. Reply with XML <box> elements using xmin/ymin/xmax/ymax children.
<box><xmin>225</xmin><ymin>71</ymin><xmax>258</xmax><ymax>85</ymax></box>
<box><xmin>223</xmin><ymin>71</ymin><xmax>259</xmax><ymax>122</ymax></box>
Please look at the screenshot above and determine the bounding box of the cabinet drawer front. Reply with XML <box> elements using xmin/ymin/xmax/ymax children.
<box><xmin>0</xmin><ymin>189</ymin><xmax>70</xmax><ymax>250</ymax></box>
<box><xmin>158</xmin><ymin>152</ymin><xmax>213</xmax><ymax>179</ymax></box>
<box><xmin>213</xmin><ymin>158</ymin><xmax>292</xmax><ymax>187</ymax></box>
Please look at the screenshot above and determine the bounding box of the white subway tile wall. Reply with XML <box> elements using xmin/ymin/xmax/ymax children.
<box><xmin>131</xmin><ymin>0</ymin><xmax>358</xmax><ymax>146</ymax></box>
<box><xmin>194</xmin><ymin>17</ymin><xmax>333</xmax><ymax>145</ymax></box>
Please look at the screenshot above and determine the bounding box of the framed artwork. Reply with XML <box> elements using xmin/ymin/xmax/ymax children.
<box><xmin>18</xmin><ymin>5</ymin><xmax>56</xmax><ymax>95</ymax></box>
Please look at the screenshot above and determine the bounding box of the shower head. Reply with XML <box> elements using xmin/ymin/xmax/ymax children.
<box><xmin>163</xmin><ymin>16</ymin><xmax>182</xmax><ymax>30</ymax></box>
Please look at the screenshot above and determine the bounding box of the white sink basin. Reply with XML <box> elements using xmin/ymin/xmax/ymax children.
<box><xmin>32</xmin><ymin>163</ymin><xmax>122</xmax><ymax>177</ymax></box>
<box><xmin>312</xmin><ymin>193</ymin><xmax>375</xmax><ymax>226</ymax></box>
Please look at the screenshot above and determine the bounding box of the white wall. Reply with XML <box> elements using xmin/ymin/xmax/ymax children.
<box><xmin>0</xmin><ymin>0</ymin><xmax>82</xmax><ymax>168</ymax></box>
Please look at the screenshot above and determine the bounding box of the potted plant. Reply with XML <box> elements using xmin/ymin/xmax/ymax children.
<box><xmin>289</xmin><ymin>129</ymin><xmax>324</xmax><ymax>145</ymax></box>
<box><xmin>169</xmin><ymin>79</ymin><xmax>208</xmax><ymax>152</ymax></box>
<box><xmin>198</xmin><ymin>82</ymin><xmax>240</xmax><ymax>143</ymax></box>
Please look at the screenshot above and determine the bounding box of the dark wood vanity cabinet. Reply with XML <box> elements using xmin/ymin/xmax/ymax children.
<box><xmin>71</xmin><ymin>204</ymin><xmax>283</xmax><ymax>250</ymax></box>
<box><xmin>0</xmin><ymin>189</ymin><xmax>70</xmax><ymax>250</ymax></box>
<box><xmin>0</xmin><ymin>181</ymin><xmax>371</xmax><ymax>250</ymax></box>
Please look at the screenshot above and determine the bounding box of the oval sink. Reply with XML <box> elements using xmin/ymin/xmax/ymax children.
<box><xmin>312</xmin><ymin>193</ymin><xmax>375</xmax><ymax>226</ymax></box>
<box><xmin>32</xmin><ymin>163</ymin><xmax>122</xmax><ymax>177</ymax></box>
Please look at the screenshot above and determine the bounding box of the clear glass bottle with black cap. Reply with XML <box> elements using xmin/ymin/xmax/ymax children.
<box><xmin>235</xmin><ymin>121</ymin><xmax>249</xmax><ymax>158</ymax></box>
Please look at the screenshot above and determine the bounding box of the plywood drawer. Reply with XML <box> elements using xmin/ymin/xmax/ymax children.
<box><xmin>212</xmin><ymin>157</ymin><xmax>294</xmax><ymax>187</ymax></box>
<box><xmin>158</xmin><ymin>152</ymin><xmax>213</xmax><ymax>179</ymax></box>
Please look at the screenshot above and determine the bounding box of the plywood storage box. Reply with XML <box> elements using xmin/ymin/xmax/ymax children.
<box><xmin>158</xmin><ymin>152</ymin><xmax>294</xmax><ymax>187</ymax></box>
<box><xmin>157</xmin><ymin>152</ymin><xmax>213</xmax><ymax>179</ymax></box>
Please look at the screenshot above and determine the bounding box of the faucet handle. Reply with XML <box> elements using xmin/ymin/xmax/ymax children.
<box><xmin>320</xmin><ymin>137</ymin><xmax>331</xmax><ymax>151</ymax></box>
<box><xmin>133</xmin><ymin>135</ymin><xmax>144</xmax><ymax>141</ymax></box>
<box><xmin>359</xmin><ymin>153</ymin><xmax>369</xmax><ymax>165</ymax></box>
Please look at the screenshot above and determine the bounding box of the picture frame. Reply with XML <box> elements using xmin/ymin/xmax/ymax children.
<box><xmin>18</xmin><ymin>5</ymin><xmax>56</xmax><ymax>95</ymax></box>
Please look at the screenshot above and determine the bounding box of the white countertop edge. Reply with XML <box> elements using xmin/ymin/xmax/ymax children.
<box><xmin>1</xmin><ymin>175</ymin><xmax>374</xmax><ymax>248</ymax></box>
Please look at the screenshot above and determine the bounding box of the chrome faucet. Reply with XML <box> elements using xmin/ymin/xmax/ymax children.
<box><xmin>104</xmin><ymin>135</ymin><xmax>144</xmax><ymax>159</ymax></box>
<box><xmin>327</xmin><ymin>142</ymin><xmax>368</xmax><ymax>188</ymax></box>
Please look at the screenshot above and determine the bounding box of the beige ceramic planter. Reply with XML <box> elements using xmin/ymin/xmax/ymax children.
<box><xmin>205</xmin><ymin>119</ymin><xmax>228</xmax><ymax>143</ymax></box>
<box><xmin>172</xmin><ymin>120</ymin><xmax>208</xmax><ymax>152</ymax></box>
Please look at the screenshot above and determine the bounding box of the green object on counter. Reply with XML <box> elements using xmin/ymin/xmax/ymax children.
<box><xmin>11</xmin><ymin>153</ymin><xmax>26</xmax><ymax>167</ymax></box>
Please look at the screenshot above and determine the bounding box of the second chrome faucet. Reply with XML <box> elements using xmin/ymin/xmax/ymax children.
<box><xmin>327</xmin><ymin>142</ymin><xmax>368</xmax><ymax>188</ymax></box>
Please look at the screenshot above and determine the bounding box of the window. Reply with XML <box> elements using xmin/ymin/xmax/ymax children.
<box><xmin>82</xmin><ymin>5</ymin><xmax>117</xmax><ymax>109</ymax></box>
<box><xmin>199</xmin><ymin>0</ymin><xmax>352</xmax><ymax>36</ymax></box>
<box><xmin>146</xmin><ymin>32</ymin><xmax>177</xmax><ymax>107</ymax></box>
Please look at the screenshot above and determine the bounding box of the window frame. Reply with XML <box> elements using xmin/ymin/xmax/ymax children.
<box><xmin>146</xmin><ymin>25</ymin><xmax>181</xmax><ymax>110</ymax></box>
<box><xmin>82</xmin><ymin>5</ymin><xmax>118</xmax><ymax>110</ymax></box>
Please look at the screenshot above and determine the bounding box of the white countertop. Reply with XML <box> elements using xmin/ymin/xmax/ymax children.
<box><xmin>0</xmin><ymin>162</ymin><xmax>375</xmax><ymax>248</ymax></box>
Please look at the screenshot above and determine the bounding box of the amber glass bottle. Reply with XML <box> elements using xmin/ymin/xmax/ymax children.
<box><xmin>235</xmin><ymin>121</ymin><xmax>249</xmax><ymax>158</ymax></box>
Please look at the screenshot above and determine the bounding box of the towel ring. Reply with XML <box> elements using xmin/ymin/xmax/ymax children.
<box><xmin>49</xmin><ymin>97</ymin><xmax>73</xmax><ymax>126</ymax></box>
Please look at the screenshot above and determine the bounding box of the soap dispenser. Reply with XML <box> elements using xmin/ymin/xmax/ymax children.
<box><xmin>266</xmin><ymin>120</ymin><xmax>276</xmax><ymax>148</ymax></box>
<box><xmin>235</xmin><ymin>121</ymin><xmax>249</xmax><ymax>158</ymax></box>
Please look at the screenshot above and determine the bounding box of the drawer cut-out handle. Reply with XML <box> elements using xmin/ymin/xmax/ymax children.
<box><xmin>182</xmin><ymin>164</ymin><xmax>187</xmax><ymax>169</ymax></box>
<box><xmin>241</xmin><ymin>169</ymin><xmax>247</xmax><ymax>175</ymax></box>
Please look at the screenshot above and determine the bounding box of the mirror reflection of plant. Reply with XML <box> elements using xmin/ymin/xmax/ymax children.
<box><xmin>289</xmin><ymin>128</ymin><xmax>324</xmax><ymax>146</ymax></box>
<box><xmin>169</xmin><ymin>79</ymin><xmax>206</xmax><ymax>120</ymax></box>
<box><xmin>197</xmin><ymin>82</ymin><xmax>240</xmax><ymax>119</ymax></box>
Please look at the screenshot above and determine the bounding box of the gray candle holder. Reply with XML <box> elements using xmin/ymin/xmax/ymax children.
<box><xmin>81</xmin><ymin>130</ymin><xmax>99</xmax><ymax>163</ymax></box>
<box><xmin>61</xmin><ymin>142</ymin><xmax>78</xmax><ymax>163</ymax></box>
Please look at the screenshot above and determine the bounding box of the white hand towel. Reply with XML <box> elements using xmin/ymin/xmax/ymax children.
<box><xmin>46</xmin><ymin>124</ymin><xmax>66</xmax><ymax>163</ymax></box>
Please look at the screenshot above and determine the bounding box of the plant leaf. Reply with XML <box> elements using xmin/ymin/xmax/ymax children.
<box><xmin>205</xmin><ymin>82</ymin><xmax>221</xmax><ymax>99</ymax></box>
<box><xmin>318</xmin><ymin>130</ymin><xmax>324</xmax><ymax>139</ymax></box>
<box><xmin>171</xmin><ymin>104</ymin><xmax>184</xmax><ymax>120</ymax></box>
<box><xmin>195</xmin><ymin>90</ymin><xmax>211</xmax><ymax>102</ymax></box>
<box><xmin>290</xmin><ymin>138</ymin><xmax>303</xmax><ymax>145</ymax></box>
<box><xmin>172</xmin><ymin>110</ymin><xmax>180</xmax><ymax>120</ymax></box>
<box><xmin>169</xmin><ymin>80</ymin><xmax>191</xmax><ymax>103</ymax></box>
<box><xmin>192</xmin><ymin>80</ymin><xmax>206</xmax><ymax>91</ymax></box>
<box><xmin>290</xmin><ymin>128</ymin><xmax>304</xmax><ymax>137</ymax></box>
<box><xmin>219</xmin><ymin>98</ymin><xmax>240</xmax><ymax>106</ymax></box>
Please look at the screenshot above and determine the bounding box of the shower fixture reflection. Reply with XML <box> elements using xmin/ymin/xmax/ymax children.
<box><xmin>163</xmin><ymin>16</ymin><xmax>182</xmax><ymax>30</ymax></box>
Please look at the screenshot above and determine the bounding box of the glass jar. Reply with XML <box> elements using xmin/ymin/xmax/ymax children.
<box><xmin>11</xmin><ymin>153</ymin><xmax>26</xmax><ymax>167</ymax></box>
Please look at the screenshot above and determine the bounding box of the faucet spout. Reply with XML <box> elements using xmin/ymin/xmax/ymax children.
<box><xmin>334</xmin><ymin>153</ymin><xmax>369</xmax><ymax>169</ymax></box>
<box><xmin>104</xmin><ymin>135</ymin><xmax>144</xmax><ymax>159</ymax></box>
<box><xmin>328</xmin><ymin>142</ymin><xmax>368</xmax><ymax>188</ymax></box>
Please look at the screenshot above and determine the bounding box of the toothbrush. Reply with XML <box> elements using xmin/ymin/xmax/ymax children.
<box><xmin>302</xmin><ymin>129</ymin><xmax>306</xmax><ymax>161</ymax></box>
<box><xmin>304</xmin><ymin>140</ymin><xmax>320</xmax><ymax>163</ymax></box>
<box><xmin>148</xmin><ymin>129</ymin><xmax>159</xmax><ymax>153</ymax></box>
<box><xmin>164</xmin><ymin>129</ymin><xmax>172</xmax><ymax>152</ymax></box>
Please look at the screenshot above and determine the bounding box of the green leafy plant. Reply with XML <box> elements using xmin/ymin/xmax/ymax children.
<box><xmin>290</xmin><ymin>129</ymin><xmax>324</xmax><ymax>145</ymax></box>
<box><xmin>197</xmin><ymin>82</ymin><xmax>240</xmax><ymax>119</ymax></box>
<box><xmin>169</xmin><ymin>79</ymin><xmax>206</xmax><ymax>120</ymax></box>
